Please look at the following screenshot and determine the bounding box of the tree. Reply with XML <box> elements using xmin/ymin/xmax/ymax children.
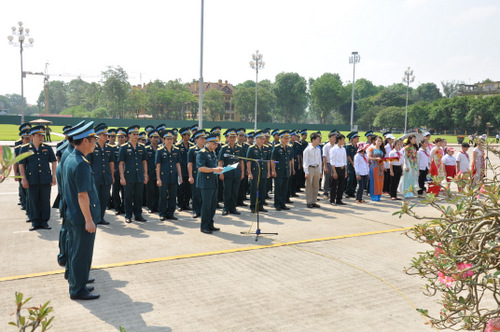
<box><xmin>233</xmin><ymin>86</ymin><xmax>275</xmax><ymax>122</ymax></box>
<box><xmin>67</xmin><ymin>78</ymin><xmax>90</xmax><ymax>109</ymax></box>
<box><xmin>373</xmin><ymin>89</ymin><xmax>407</xmax><ymax>107</ymax></box>
<box><xmin>407</xmin><ymin>101</ymin><xmax>430</xmax><ymax>129</ymax></box>
<box><xmin>90</xmin><ymin>107</ymin><xmax>110</xmax><ymax>118</ymax></box>
<box><xmin>234</xmin><ymin>80</ymin><xmax>256</xmax><ymax>89</ymax></box>
<box><xmin>354</xmin><ymin>78</ymin><xmax>381</xmax><ymax>100</ymax></box>
<box><xmin>2</xmin><ymin>94</ymin><xmax>25</xmax><ymax>114</ymax></box>
<box><xmin>145</xmin><ymin>80</ymin><xmax>169</xmax><ymax>119</ymax></box>
<box><xmin>37</xmin><ymin>81</ymin><xmax>68</xmax><ymax>114</ymax></box>
<box><xmin>100</xmin><ymin>66</ymin><xmax>130</xmax><ymax>118</ymax></box>
<box><xmin>441</xmin><ymin>80</ymin><xmax>462</xmax><ymax>98</ymax></box>
<box><xmin>203</xmin><ymin>89</ymin><xmax>225</xmax><ymax>121</ymax></box>
<box><xmin>373</xmin><ymin>106</ymin><xmax>405</xmax><ymax>130</ymax></box>
<box><xmin>83</xmin><ymin>82</ymin><xmax>101</xmax><ymax>112</ymax></box>
<box><xmin>357</xmin><ymin>105</ymin><xmax>383</xmax><ymax>130</ymax></box>
<box><xmin>273</xmin><ymin>72</ymin><xmax>308</xmax><ymax>122</ymax></box>
<box><xmin>415</xmin><ymin>83</ymin><xmax>442</xmax><ymax>102</ymax></box>
<box><xmin>126</xmin><ymin>89</ymin><xmax>147</xmax><ymax>118</ymax></box>
<box><xmin>60</xmin><ymin>105</ymin><xmax>88</xmax><ymax>117</ymax></box>
<box><xmin>309</xmin><ymin>73</ymin><xmax>348</xmax><ymax>124</ymax></box>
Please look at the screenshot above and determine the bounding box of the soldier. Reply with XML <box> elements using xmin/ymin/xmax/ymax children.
<box><xmin>106</xmin><ymin>128</ymin><xmax>117</xmax><ymax>209</ymax></box>
<box><xmin>112</xmin><ymin>128</ymin><xmax>127</xmax><ymax>215</ymax></box>
<box><xmin>87</xmin><ymin>123</ymin><xmax>115</xmax><ymax>225</ymax></box>
<box><xmin>218</xmin><ymin>128</ymin><xmax>244</xmax><ymax>215</ymax></box>
<box><xmin>138</xmin><ymin>131</ymin><xmax>147</xmax><ymax>145</ymax></box>
<box><xmin>211</xmin><ymin>126</ymin><xmax>224</xmax><ymax>205</ymax></box>
<box><xmin>345</xmin><ymin>132</ymin><xmax>360</xmax><ymax>198</ymax></box>
<box><xmin>62</xmin><ymin>121</ymin><xmax>100</xmax><ymax>300</ymax></box>
<box><xmin>297</xmin><ymin>129</ymin><xmax>309</xmax><ymax>191</ymax></box>
<box><xmin>188</xmin><ymin>130</ymin><xmax>206</xmax><ymax>218</ymax></box>
<box><xmin>263</xmin><ymin>129</ymin><xmax>273</xmax><ymax>200</ymax></box>
<box><xmin>246</xmin><ymin>131</ymin><xmax>270</xmax><ymax>213</ymax></box>
<box><xmin>176</xmin><ymin>127</ymin><xmax>193</xmax><ymax>211</ymax></box>
<box><xmin>189</xmin><ymin>124</ymin><xmax>199</xmax><ymax>144</ymax></box>
<box><xmin>56</xmin><ymin>125</ymin><xmax>72</xmax><ymax>163</ymax></box>
<box><xmin>144</xmin><ymin>125</ymin><xmax>155</xmax><ymax>146</ymax></box>
<box><xmin>118</xmin><ymin>125</ymin><xmax>148</xmax><ymax>223</ymax></box>
<box><xmin>19</xmin><ymin>125</ymin><xmax>57</xmax><ymax>231</ymax></box>
<box><xmin>271</xmin><ymin>130</ymin><xmax>293</xmax><ymax>211</ymax></box>
<box><xmin>172</xmin><ymin>128</ymin><xmax>179</xmax><ymax>144</ymax></box>
<box><xmin>271</xmin><ymin>129</ymin><xmax>280</xmax><ymax>146</ymax></box>
<box><xmin>145</xmin><ymin>130</ymin><xmax>160</xmax><ymax>213</ymax></box>
<box><xmin>289</xmin><ymin>130</ymin><xmax>301</xmax><ymax>198</ymax></box>
<box><xmin>14</xmin><ymin>129</ymin><xmax>31</xmax><ymax>211</ymax></box>
<box><xmin>236</xmin><ymin>128</ymin><xmax>249</xmax><ymax>206</ymax></box>
<box><xmin>15</xmin><ymin>123</ymin><xmax>32</xmax><ymax>148</ymax></box>
<box><xmin>247</xmin><ymin>131</ymin><xmax>254</xmax><ymax>146</ymax></box>
<box><xmin>156</xmin><ymin>130</ymin><xmax>182</xmax><ymax>221</ymax></box>
<box><xmin>196</xmin><ymin>134</ymin><xmax>223</xmax><ymax>234</ymax></box>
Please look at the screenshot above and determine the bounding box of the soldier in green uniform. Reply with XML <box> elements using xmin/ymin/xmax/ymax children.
<box><xmin>19</xmin><ymin>125</ymin><xmax>57</xmax><ymax>231</ymax></box>
<box><xmin>246</xmin><ymin>131</ymin><xmax>270</xmax><ymax>213</ymax></box>
<box><xmin>56</xmin><ymin>125</ymin><xmax>72</xmax><ymax>162</ymax></box>
<box><xmin>62</xmin><ymin>121</ymin><xmax>100</xmax><ymax>300</ymax></box>
<box><xmin>344</xmin><ymin>131</ymin><xmax>359</xmax><ymax>198</ymax></box>
<box><xmin>144</xmin><ymin>125</ymin><xmax>155</xmax><ymax>146</ymax></box>
<box><xmin>87</xmin><ymin>123</ymin><xmax>115</xmax><ymax>225</ymax></box>
<box><xmin>196</xmin><ymin>134</ymin><xmax>223</xmax><ymax>234</ymax></box>
<box><xmin>145</xmin><ymin>130</ymin><xmax>160</xmax><ymax>213</ymax></box>
<box><xmin>289</xmin><ymin>130</ymin><xmax>301</xmax><ymax>198</ymax></box>
<box><xmin>175</xmin><ymin>127</ymin><xmax>193</xmax><ymax>211</ymax></box>
<box><xmin>118</xmin><ymin>125</ymin><xmax>148</xmax><ymax>223</ymax></box>
<box><xmin>262</xmin><ymin>129</ymin><xmax>273</xmax><ymax>201</ymax></box>
<box><xmin>236</xmin><ymin>128</ymin><xmax>249</xmax><ymax>206</ymax></box>
<box><xmin>15</xmin><ymin>123</ymin><xmax>31</xmax><ymax>149</ymax></box>
<box><xmin>210</xmin><ymin>126</ymin><xmax>224</xmax><ymax>205</ymax></box>
<box><xmin>156</xmin><ymin>130</ymin><xmax>182</xmax><ymax>221</ymax></box>
<box><xmin>188</xmin><ymin>130</ymin><xmax>206</xmax><ymax>218</ymax></box>
<box><xmin>271</xmin><ymin>130</ymin><xmax>293</xmax><ymax>211</ymax></box>
<box><xmin>112</xmin><ymin>128</ymin><xmax>127</xmax><ymax>215</ymax></box>
<box><xmin>218</xmin><ymin>128</ymin><xmax>244</xmax><ymax>215</ymax></box>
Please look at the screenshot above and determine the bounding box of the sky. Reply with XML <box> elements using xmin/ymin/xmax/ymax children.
<box><xmin>1</xmin><ymin>0</ymin><xmax>499</xmax><ymax>105</ymax></box>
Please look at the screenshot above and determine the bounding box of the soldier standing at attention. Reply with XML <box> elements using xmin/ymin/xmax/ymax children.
<box><xmin>112</xmin><ymin>128</ymin><xmax>127</xmax><ymax>215</ymax></box>
<box><xmin>210</xmin><ymin>126</ymin><xmax>224</xmax><ymax>206</ymax></box>
<box><xmin>56</xmin><ymin>125</ymin><xmax>72</xmax><ymax>163</ymax></box>
<box><xmin>156</xmin><ymin>130</ymin><xmax>182</xmax><ymax>221</ymax></box>
<box><xmin>262</xmin><ymin>129</ymin><xmax>273</xmax><ymax>201</ymax></box>
<box><xmin>188</xmin><ymin>130</ymin><xmax>206</xmax><ymax>218</ymax></box>
<box><xmin>218</xmin><ymin>128</ymin><xmax>244</xmax><ymax>216</ymax></box>
<box><xmin>247</xmin><ymin>132</ymin><xmax>254</xmax><ymax>146</ymax></box>
<box><xmin>87</xmin><ymin>123</ymin><xmax>115</xmax><ymax>225</ymax></box>
<box><xmin>344</xmin><ymin>132</ymin><xmax>359</xmax><ymax>199</ymax></box>
<box><xmin>106</xmin><ymin>128</ymin><xmax>118</xmax><ymax>210</ymax></box>
<box><xmin>19</xmin><ymin>125</ymin><xmax>57</xmax><ymax>231</ymax></box>
<box><xmin>144</xmin><ymin>125</ymin><xmax>155</xmax><ymax>146</ymax></box>
<box><xmin>246</xmin><ymin>131</ymin><xmax>270</xmax><ymax>213</ymax></box>
<box><xmin>176</xmin><ymin>127</ymin><xmax>193</xmax><ymax>211</ymax></box>
<box><xmin>271</xmin><ymin>130</ymin><xmax>293</xmax><ymax>211</ymax></box>
<box><xmin>119</xmin><ymin>125</ymin><xmax>148</xmax><ymax>224</ymax></box>
<box><xmin>62</xmin><ymin>121</ymin><xmax>100</xmax><ymax>300</ymax></box>
<box><xmin>236</xmin><ymin>128</ymin><xmax>249</xmax><ymax>207</ymax></box>
<box><xmin>145</xmin><ymin>130</ymin><xmax>160</xmax><ymax>213</ymax></box>
<box><xmin>196</xmin><ymin>134</ymin><xmax>224</xmax><ymax>234</ymax></box>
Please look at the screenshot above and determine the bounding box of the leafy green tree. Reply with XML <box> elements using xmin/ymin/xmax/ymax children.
<box><xmin>90</xmin><ymin>107</ymin><xmax>110</xmax><ymax>118</ymax></box>
<box><xmin>428</xmin><ymin>98</ymin><xmax>454</xmax><ymax>130</ymax></box>
<box><xmin>60</xmin><ymin>105</ymin><xmax>88</xmax><ymax>117</ymax></box>
<box><xmin>67</xmin><ymin>78</ymin><xmax>90</xmax><ymax>109</ymax></box>
<box><xmin>387</xmin><ymin>83</ymin><xmax>412</xmax><ymax>96</ymax></box>
<box><xmin>234</xmin><ymin>80</ymin><xmax>256</xmax><ymax>89</ymax></box>
<box><xmin>373</xmin><ymin>89</ymin><xmax>407</xmax><ymax>107</ymax></box>
<box><xmin>415</xmin><ymin>83</ymin><xmax>442</xmax><ymax>102</ymax></box>
<box><xmin>145</xmin><ymin>80</ymin><xmax>169</xmax><ymax>119</ymax></box>
<box><xmin>441</xmin><ymin>80</ymin><xmax>462</xmax><ymax>98</ymax></box>
<box><xmin>407</xmin><ymin>101</ymin><xmax>430</xmax><ymax>128</ymax></box>
<box><xmin>273</xmin><ymin>72</ymin><xmax>308</xmax><ymax>122</ymax></box>
<box><xmin>309</xmin><ymin>73</ymin><xmax>348</xmax><ymax>124</ymax></box>
<box><xmin>127</xmin><ymin>89</ymin><xmax>147</xmax><ymax>118</ymax></box>
<box><xmin>354</xmin><ymin>78</ymin><xmax>381</xmax><ymax>99</ymax></box>
<box><xmin>373</xmin><ymin>106</ymin><xmax>405</xmax><ymax>130</ymax></box>
<box><xmin>357</xmin><ymin>105</ymin><xmax>383</xmax><ymax>130</ymax></box>
<box><xmin>203</xmin><ymin>89</ymin><xmax>225</xmax><ymax>121</ymax></box>
<box><xmin>37</xmin><ymin>81</ymin><xmax>68</xmax><ymax>114</ymax></box>
<box><xmin>83</xmin><ymin>82</ymin><xmax>101</xmax><ymax>112</ymax></box>
<box><xmin>100</xmin><ymin>66</ymin><xmax>130</xmax><ymax>118</ymax></box>
<box><xmin>233</xmin><ymin>86</ymin><xmax>275</xmax><ymax>122</ymax></box>
<box><xmin>2</xmin><ymin>94</ymin><xmax>25</xmax><ymax>114</ymax></box>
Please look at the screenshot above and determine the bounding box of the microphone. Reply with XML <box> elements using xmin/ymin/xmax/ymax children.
<box><xmin>223</xmin><ymin>153</ymin><xmax>234</xmax><ymax>158</ymax></box>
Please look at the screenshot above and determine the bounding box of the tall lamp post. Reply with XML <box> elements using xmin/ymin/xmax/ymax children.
<box><xmin>250</xmin><ymin>50</ymin><xmax>264</xmax><ymax>131</ymax></box>
<box><xmin>402</xmin><ymin>67</ymin><xmax>415</xmax><ymax>134</ymax></box>
<box><xmin>7</xmin><ymin>21</ymin><xmax>34</xmax><ymax>125</ymax></box>
<box><xmin>349</xmin><ymin>51</ymin><xmax>360</xmax><ymax>131</ymax></box>
<box><xmin>198</xmin><ymin>0</ymin><xmax>204</xmax><ymax>129</ymax></box>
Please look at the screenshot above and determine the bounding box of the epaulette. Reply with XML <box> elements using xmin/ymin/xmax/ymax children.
<box><xmin>250</xmin><ymin>144</ymin><xmax>257</xmax><ymax>148</ymax></box>
<box><xmin>21</xmin><ymin>143</ymin><xmax>30</xmax><ymax>147</ymax></box>
<box><xmin>189</xmin><ymin>145</ymin><xmax>198</xmax><ymax>150</ymax></box>
<box><xmin>222</xmin><ymin>143</ymin><xmax>229</xmax><ymax>148</ymax></box>
<box><xmin>121</xmin><ymin>142</ymin><xmax>129</xmax><ymax>147</ymax></box>
<box><xmin>236</xmin><ymin>143</ymin><xmax>242</xmax><ymax>148</ymax></box>
<box><xmin>175</xmin><ymin>141</ymin><xmax>182</xmax><ymax>147</ymax></box>
<box><xmin>173</xmin><ymin>146</ymin><xmax>180</xmax><ymax>150</ymax></box>
<box><xmin>138</xmin><ymin>142</ymin><xmax>145</xmax><ymax>146</ymax></box>
<box><xmin>200</xmin><ymin>148</ymin><xmax>207</xmax><ymax>153</ymax></box>
<box><xmin>287</xmin><ymin>143</ymin><xmax>293</xmax><ymax>147</ymax></box>
<box><xmin>158</xmin><ymin>146</ymin><xmax>164</xmax><ymax>151</ymax></box>
<box><xmin>82</xmin><ymin>156</ymin><xmax>90</xmax><ymax>164</ymax></box>
<box><xmin>106</xmin><ymin>143</ymin><xmax>116</xmax><ymax>147</ymax></box>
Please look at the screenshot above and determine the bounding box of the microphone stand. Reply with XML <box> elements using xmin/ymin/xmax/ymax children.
<box><xmin>224</xmin><ymin>153</ymin><xmax>278</xmax><ymax>241</ymax></box>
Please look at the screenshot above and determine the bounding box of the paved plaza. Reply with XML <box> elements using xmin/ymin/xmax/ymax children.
<box><xmin>1</xmin><ymin>143</ymin><xmax>497</xmax><ymax>331</ymax></box>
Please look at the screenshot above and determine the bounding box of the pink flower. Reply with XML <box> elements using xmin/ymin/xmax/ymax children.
<box><xmin>457</xmin><ymin>262</ymin><xmax>474</xmax><ymax>278</ymax></box>
<box><xmin>434</xmin><ymin>243</ymin><xmax>446</xmax><ymax>257</ymax></box>
<box><xmin>480</xmin><ymin>185</ymin><xmax>488</xmax><ymax>194</ymax></box>
<box><xmin>438</xmin><ymin>271</ymin><xmax>454</xmax><ymax>287</ymax></box>
<box><xmin>486</xmin><ymin>317</ymin><xmax>500</xmax><ymax>332</ymax></box>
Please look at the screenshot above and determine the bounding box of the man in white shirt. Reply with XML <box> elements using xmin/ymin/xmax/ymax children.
<box><xmin>322</xmin><ymin>131</ymin><xmax>337</xmax><ymax>199</ymax></box>
<box><xmin>417</xmin><ymin>140</ymin><xmax>431</xmax><ymax>195</ymax></box>
<box><xmin>329</xmin><ymin>134</ymin><xmax>348</xmax><ymax>205</ymax></box>
<box><xmin>456</xmin><ymin>142</ymin><xmax>470</xmax><ymax>173</ymax></box>
<box><xmin>303</xmin><ymin>133</ymin><xmax>323</xmax><ymax>208</ymax></box>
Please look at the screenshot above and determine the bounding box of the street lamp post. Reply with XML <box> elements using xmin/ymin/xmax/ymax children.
<box><xmin>349</xmin><ymin>51</ymin><xmax>360</xmax><ymax>131</ymax></box>
<box><xmin>402</xmin><ymin>67</ymin><xmax>415</xmax><ymax>134</ymax></box>
<box><xmin>250</xmin><ymin>50</ymin><xmax>264</xmax><ymax>131</ymax></box>
<box><xmin>198</xmin><ymin>0</ymin><xmax>204</xmax><ymax>129</ymax></box>
<box><xmin>7</xmin><ymin>21</ymin><xmax>34</xmax><ymax>125</ymax></box>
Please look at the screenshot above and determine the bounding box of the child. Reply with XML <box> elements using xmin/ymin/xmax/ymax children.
<box><xmin>455</xmin><ymin>143</ymin><xmax>470</xmax><ymax>192</ymax></box>
<box><xmin>389</xmin><ymin>139</ymin><xmax>403</xmax><ymax>200</ymax></box>
<box><xmin>354</xmin><ymin>142</ymin><xmax>369</xmax><ymax>203</ymax></box>
<box><xmin>442</xmin><ymin>147</ymin><xmax>456</xmax><ymax>188</ymax></box>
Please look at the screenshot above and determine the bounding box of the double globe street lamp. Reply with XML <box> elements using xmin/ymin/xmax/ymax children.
<box><xmin>7</xmin><ymin>21</ymin><xmax>34</xmax><ymax>124</ymax></box>
<box><xmin>349</xmin><ymin>51</ymin><xmax>360</xmax><ymax>131</ymax></box>
<box><xmin>402</xmin><ymin>67</ymin><xmax>415</xmax><ymax>134</ymax></box>
<box><xmin>250</xmin><ymin>50</ymin><xmax>264</xmax><ymax>131</ymax></box>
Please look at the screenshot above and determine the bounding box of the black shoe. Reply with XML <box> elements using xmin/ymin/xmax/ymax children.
<box><xmin>125</xmin><ymin>218</ymin><xmax>132</xmax><ymax>223</ymax></box>
<box><xmin>312</xmin><ymin>203</ymin><xmax>321</xmax><ymax>208</ymax></box>
<box><xmin>230</xmin><ymin>210</ymin><xmax>241</xmax><ymax>215</ymax></box>
<box><xmin>307</xmin><ymin>204</ymin><xmax>314</xmax><ymax>208</ymax></box>
<box><xmin>57</xmin><ymin>259</ymin><xmax>66</xmax><ymax>267</ymax></box>
<box><xmin>285</xmin><ymin>200</ymin><xmax>293</xmax><ymax>204</ymax></box>
<box><xmin>275</xmin><ymin>207</ymin><xmax>282</xmax><ymax>211</ymax></box>
<box><xmin>216</xmin><ymin>204</ymin><xmax>222</xmax><ymax>209</ymax></box>
<box><xmin>70</xmin><ymin>293</ymin><xmax>100</xmax><ymax>300</ymax></box>
<box><xmin>20</xmin><ymin>206</ymin><xmax>25</xmax><ymax>210</ymax></box>
<box><xmin>237</xmin><ymin>202</ymin><xmax>248</xmax><ymax>207</ymax></box>
<box><xmin>282</xmin><ymin>206</ymin><xmax>290</xmax><ymax>210</ymax></box>
<box><xmin>330</xmin><ymin>202</ymin><xmax>336</xmax><ymax>206</ymax></box>
<box><xmin>291</xmin><ymin>194</ymin><xmax>299</xmax><ymax>197</ymax></box>
<box><xmin>87</xmin><ymin>286</ymin><xmax>94</xmax><ymax>292</ymax></box>
<box><xmin>258</xmin><ymin>207</ymin><xmax>268</xmax><ymax>212</ymax></box>
<box><xmin>115</xmin><ymin>210</ymin><xmax>123</xmax><ymax>215</ymax></box>
<box><xmin>160</xmin><ymin>216</ymin><xmax>167</xmax><ymax>221</ymax></box>
<box><xmin>17</xmin><ymin>202</ymin><xmax>21</xmax><ymax>206</ymax></box>
<box><xmin>336</xmin><ymin>201</ymin><xmax>347</xmax><ymax>206</ymax></box>
<box><xmin>87</xmin><ymin>278</ymin><xmax>95</xmax><ymax>284</ymax></box>
<box><xmin>98</xmin><ymin>220</ymin><xmax>110</xmax><ymax>225</ymax></box>
<box><xmin>183</xmin><ymin>206</ymin><xmax>192</xmax><ymax>211</ymax></box>
<box><xmin>29</xmin><ymin>226</ymin><xmax>39</xmax><ymax>231</ymax></box>
<box><xmin>192</xmin><ymin>213</ymin><xmax>200</xmax><ymax>218</ymax></box>
<box><xmin>262</xmin><ymin>202</ymin><xmax>269</xmax><ymax>206</ymax></box>
<box><xmin>222</xmin><ymin>210</ymin><xmax>229</xmax><ymax>216</ymax></box>
<box><xmin>40</xmin><ymin>225</ymin><xmax>52</xmax><ymax>230</ymax></box>
<box><xmin>26</xmin><ymin>218</ymin><xmax>31</xmax><ymax>223</ymax></box>
<box><xmin>201</xmin><ymin>229</ymin><xmax>212</xmax><ymax>234</ymax></box>
<box><xmin>209</xmin><ymin>227</ymin><xmax>220</xmax><ymax>231</ymax></box>
<box><xmin>135</xmin><ymin>216</ymin><xmax>147</xmax><ymax>222</ymax></box>
<box><xmin>167</xmin><ymin>216</ymin><xmax>178</xmax><ymax>221</ymax></box>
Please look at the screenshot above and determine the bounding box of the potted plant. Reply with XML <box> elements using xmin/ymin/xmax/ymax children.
<box><xmin>457</xmin><ymin>135</ymin><xmax>465</xmax><ymax>144</ymax></box>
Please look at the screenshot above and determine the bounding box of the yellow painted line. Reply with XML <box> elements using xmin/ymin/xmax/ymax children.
<box><xmin>0</xmin><ymin>226</ymin><xmax>413</xmax><ymax>282</ymax></box>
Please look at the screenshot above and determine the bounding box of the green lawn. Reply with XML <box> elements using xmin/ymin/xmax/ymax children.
<box><xmin>0</xmin><ymin>124</ymin><xmax>470</xmax><ymax>144</ymax></box>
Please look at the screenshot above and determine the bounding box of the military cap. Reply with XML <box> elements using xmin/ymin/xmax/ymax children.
<box><xmin>179</xmin><ymin>127</ymin><xmax>191</xmax><ymax>135</ymax></box>
<box><xmin>148</xmin><ymin>130</ymin><xmax>160</xmax><ymax>138</ymax></box>
<box><xmin>347</xmin><ymin>131</ymin><xmax>359</xmax><ymax>140</ymax></box>
<box><xmin>279</xmin><ymin>130</ymin><xmax>291</xmax><ymax>138</ymax></box>
<box><xmin>290</xmin><ymin>131</ymin><xmax>299</xmax><ymax>137</ymax></box>
<box><xmin>247</xmin><ymin>131</ymin><xmax>254</xmax><ymax>138</ymax></box>
<box><xmin>19</xmin><ymin>129</ymin><xmax>30</xmax><ymax>138</ymax></box>
<box><xmin>193</xmin><ymin>129</ymin><xmax>206</xmax><ymax>140</ymax></box>
<box><xmin>237</xmin><ymin>128</ymin><xmax>246</xmax><ymax>135</ymax></box>
<box><xmin>272</xmin><ymin>129</ymin><xmax>280</xmax><ymax>136</ymax></box>
<box><xmin>29</xmin><ymin>125</ymin><xmax>45</xmax><ymax>135</ymax></box>
<box><xmin>56</xmin><ymin>140</ymin><xmax>70</xmax><ymax>152</ymax></box>
<box><xmin>107</xmin><ymin>129</ymin><xmax>117</xmax><ymax>136</ymax></box>
<box><xmin>172</xmin><ymin>128</ymin><xmax>178</xmax><ymax>135</ymax></box>
<box><xmin>127</xmin><ymin>125</ymin><xmax>140</xmax><ymax>135</ymax></box>
<box><xmin>62</xmin><ymin>125</ymin><xmax>73</xmax><ymax>134</ymax></box>
<box><xmin>161</xmin><ymin>130</ymin><xmax>174</xmax><ymax>139</ymax></box>
<box><xmin>66</xmin><ymin>121</ymin><xmax>86</xmax><ymax>138</ymax></box>
<box><xmin>210</xmin><ymin>126</ymin><xmax>221</xmax><ymax>134</ymax></box>
<box><xmin>19</xmin><ymin>123</ymin><xmax>32</xmax><ymax>132</ymax></box>
<box><xmin>300</xmin><ymin>129</ymin><xmax>308</xmax><ymax>135</ymax></box>
<box><xmin>264</xmin><ymin>129</ymin><xmax>271</xmax><ymax>137</ymax></box>
<box><xmin>254</xmin><ymin>130</ymin><xmax>264</xmax><ymax>138</ymax></box>
<box><xmin>365</xmin><ymin>131</ymin><xmax>374</xmax><ymax>137</ymax></box>
<box><xmin>382</xmin><ymin>131</ymin><xmax>391</xmax><ymax>137</ymax></box>
<box><xmin>206</xmin><ymin>133</ymin><xmax>220</xmax><ymax>143</ymax></box>
<box><xmin>145</xmin><ymin>125</ymin><xmax>155</xmax><ymax>133</ymax></box>
<box><xmin>138</xmin><ymin>131</ymin><xmax>147</xmax><ymax>139</ymax></box>
<box><xmin>116</xmin><ymin>127</ymin><xmax>127</xmax><ymax>136</ymax></box>
<box><xmin>94</xmin><ymin>123</ymin><xmax>108</xmax><ymax>135</ymax></box>
<box><xmin>190</xmin><ymin>124</ymin><xmax>199</xmax><ymax>132</ymax></box>
<box><xmin>224</xmin><ymin>128</ymin><xmax>237</xmax><ymax>137</ymax></box>
<box><xmin>71</xmin><ymin>121</ymin><xmax>95</xmax><ymax>140</ymax></box>
<box><xmin>156</xmin><ymin>124</ymin><xmax>166</xmax><ymax>131</ymax></box>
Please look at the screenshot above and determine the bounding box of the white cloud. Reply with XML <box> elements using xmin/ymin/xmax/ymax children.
<box><xmin>455</xmin><ymin>5</ymin><xmax>498</xmax><ymax>22</ymax></box>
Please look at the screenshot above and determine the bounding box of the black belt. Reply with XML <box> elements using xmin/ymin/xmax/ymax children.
<box><xmin>334</xmin><ymin>166</ymin><xmax>345</xmax><ymax>169</ymax></box>
<box><xmin>309</xmin><ymin>165</ymin><xmax>319</xmax><ymax>168</ymax></box>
